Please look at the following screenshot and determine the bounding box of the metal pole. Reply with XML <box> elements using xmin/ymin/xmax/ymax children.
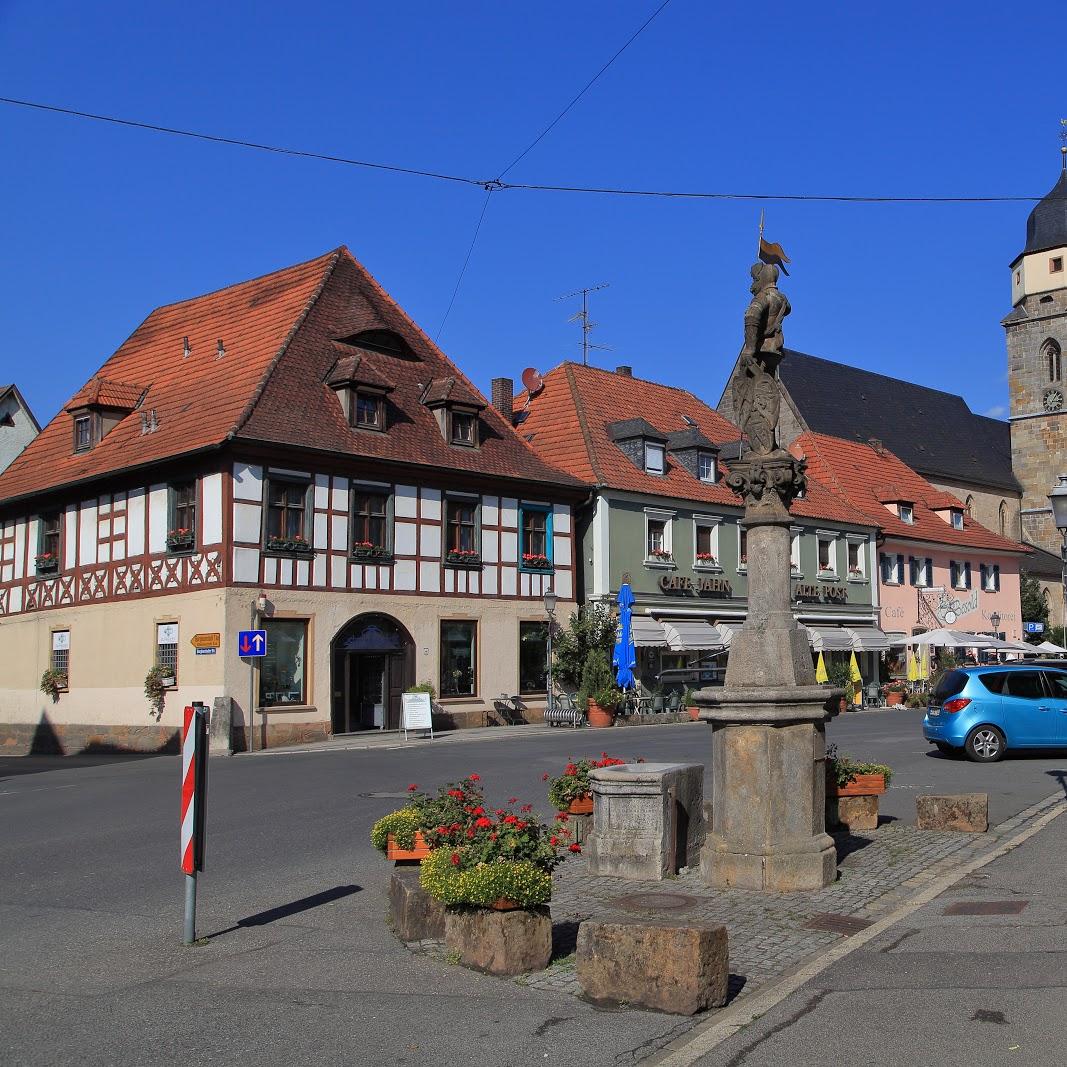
<box><xmin>546</xmin><ymin>610</ymin><xmax>554</xmax><ymax>718</ymax></box>
<box><xmin>1061</xmin><ymin>530</ymin><xmax>1067</xmax><ymax>642</ymax></box>
<box><xmin>248</xmin><ymin>600</ymin><xmax>257</xmax><ymax>753</ymax></box>
<box><xmin>183</xmin><ymin>872</ymin><xmax>197</xmax><ymax>944</ymax></box>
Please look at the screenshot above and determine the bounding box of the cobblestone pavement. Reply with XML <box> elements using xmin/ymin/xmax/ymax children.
<box><xmin>409</xmin><ymin>790</ymin><xmax>1065</xmax><ymax>1008</ymax></box>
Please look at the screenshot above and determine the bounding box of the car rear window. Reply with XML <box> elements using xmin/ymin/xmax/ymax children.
<box><xmin>1042</xmin><ymin>671</ymin><xmax>1067</xmax><ymax>697</ymax></box>
<box><xmin>933</xmin><ymin>670</ymin><xmax>968</xmax><ymax>702</ymax></box>
<box><xmin>978</xmin><ymin>672</ymin><xmax>1008</xmax><ymax>694</ymax></box>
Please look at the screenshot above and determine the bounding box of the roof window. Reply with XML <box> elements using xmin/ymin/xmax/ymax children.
<box><xmin>420</xmin><ymin>377</ymin><xmax>486</xmax><ymax>448</ymax></box>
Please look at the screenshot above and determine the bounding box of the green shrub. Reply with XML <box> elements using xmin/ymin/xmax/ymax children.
<box><xmin>405</xmin><ymin>681</ymin><xmax>437</xmax><ymax>700</ymax></box>
<box><xmin>545</xmin><ymin>755</ymin><xmax>628</xmax><ymax>811</ymax></box>
<box><xmin>826</xmin><ymin>744</ymin><xmax>893</xmax><ymax>788</ymax></box>
<box><xmin>370</xmin><ymin>808</ymin><xmax>420</xmax><ymax>853</ymax></box>
<box><xmin>552</xmin><ymin>605</ymin><xmax>616</xmax><ymax>690</ymax></box>
<box><xmin>419</xmin><ymin>848</ymin><xmax>552</xmax><ymax>907</ymax></box>
<box><xmin>578</xmin><ymin>649</ymin><xmax>622</xmax><ymax>710</ymax></box>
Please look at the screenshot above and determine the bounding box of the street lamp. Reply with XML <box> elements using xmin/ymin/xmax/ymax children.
<box><xmin>1048</xmin><ymin>474</ymin><xmax>1067</xmax><ymax>640</ymax></box>
<box><xmin>543</xmin><ymin>587</ymin><xmax>558</xmax><ymax>718</ymax></box>
<box><xmin>989</xmin><ymin>611</ymin><xmax>1001</xmax><ymax>638</ymax></box>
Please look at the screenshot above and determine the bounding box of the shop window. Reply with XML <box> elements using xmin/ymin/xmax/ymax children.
<box><xmin>259</xmin><ymin>619</ymin><xmax>308</xmax><ymax>706</ymax></box>
<box><xmin>36</xmin><ymin>512</ymin><xmax>62</xmax><ymax>574</ymax></box>
<box><xmin>445</xmin><ymin>498</ymin><xmax>480</xmax><ymax>565</ymax></box>
<box><xmin>352</xmin><ymin>490</ymin><xmax>391</xmax><ymax>556</ymax></box>
<box><xmin>519</xmin><ymin>505</ymin><xmax>552</xmax><ymax>571</ymax></box>
<box><xmin>51</xmin><ymin>630</ymin><xmax>70</xmax><ymax>684</ymax></box>
<box><xmin>156</xmin><ymin>623</ymin><xmax>178</xmax><ymax>684</ymax></box>
<box><xmin>265</xmin><ymin>477</ymin><xmax>311</xmax><ymax>552</ymax></box>
<box><xmin>695</xmin><ymin>518</ymin><xmax>720</xmax><ymax>567</ymax></box>
<box><xmin>644</xmin><ymin>441</ymin><xmax>665</xmax><ymax>475</ymax></box>
<box><xmin>909</xmin><ymin>556</ymin><xmax>932</xmax><ymax>587</ymax></box>
<box><xmin>519</xmin><ymin>621</ymin><xmax>549</xmax><ymax>694</ymax></box>
<box><xmin>167</xmin><ymin>481</ymin><xmax>197</xmax><ymax>553</ymax></box>
<box><xmin>440</xmin><ymin>620</ymin><xmax>477</xmax><ymax>697</ymax></box>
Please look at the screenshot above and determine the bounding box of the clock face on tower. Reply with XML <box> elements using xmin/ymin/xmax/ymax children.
<box><xmin>1043</xmin><ymin>387</ymin><xmax>1064</xmax><ymax>413</ymax></box>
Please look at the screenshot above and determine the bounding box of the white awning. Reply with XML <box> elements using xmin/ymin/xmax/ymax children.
<box><xmin>661</xmin><ymin>619</ymin><xmax>723</xmax><ymax>651</ymax></box>
<box><xmin>631</xmin><ymin>616</ymin><xmax>669</xmax><ymax>648</ymax></box>
<box><xmin>714</xmin><ymin>621</ymin><xmax>740</xmax><ymax>647</ymax></box>
<box><xmin>845</xmin><ymin>626</ymin><xmax>891</xmax><ymax>652</ymax></box>
<box><xmin>804</xmin><ymin>625</ymin><xmax>854</xmax><ymax>652</ymax></box>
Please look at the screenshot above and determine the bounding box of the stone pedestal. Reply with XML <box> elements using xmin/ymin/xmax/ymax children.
<box><xmin>916</xmin><ymin>793</ymin><xmax>988</xmax><ymax>832</ymax></box>
<box><xmin>585</xmin><ymin>762</ymin><xmax>704</xmax><ymax>880</ymax></box>
<box><xmin>576</xmin><ymin>920</ymin><xmax>729</xmax><ymax>1015</ymax></box>
<box><xmin>444</xmin><ymin>906</ymin><xmax>551</xmax><ymax>976</ymax></box>
<box><xmin>389</xmin><ymin>867</ymin><xmax>445</xmax><ymax>941</ymax></box>
<box><xmin>828</xmin><ymin>794</ymin><xmax>879</xmax><ymax>832</ymax></box>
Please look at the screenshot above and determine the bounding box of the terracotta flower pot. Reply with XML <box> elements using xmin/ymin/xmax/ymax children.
<box><xmin>885</xmin><ymin>691</ymin><xmax>904</xmax><ymax>706</ymax></box>
<box><xmin>488</xmin><ymin>897</ymin><xmax>523</xmax><ymax>911</ymax></box>
<box><xmin>687</xmin><ymin>706</ymin><xmax>700</xmax><ymax>721</ymax></box>
<box><xmin>386</xmin><ymin>830</ymin><xmax>431</xmax><ymax>863</ymax></box>
<box><xmin>826</xmin><ymin>773</ymin><xmax>887</xmax><ymax>797</ymax></box>
<box><xmin>587</xmin><ymin>699</ymin><xmax>615</xmax><ymax>728</ymax></box>
<box><xmin>568</xmin><ymin>794</ymin><xmax>593</xmax><ymax>815</ymax></box>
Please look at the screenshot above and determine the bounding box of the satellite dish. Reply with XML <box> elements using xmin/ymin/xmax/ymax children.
<box><xmin>521</xmin><ymin>367</ymin><xmax>544</xmax><ymax>396</ymax></box>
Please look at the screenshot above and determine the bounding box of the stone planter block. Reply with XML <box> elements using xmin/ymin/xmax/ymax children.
<box><xmin>576</xmin><ymin>921</ymin><xmax>729</xmax><ymax>1015</ymax></box>
<box><xmin>916</xmin><ymin>793</ymin><xmax>988</xmax><ymax>833</ymax></box>
<box><xmin>389</xmin><ymin>867</ymin><xmax>445</xmax><ymax>941</ymax></box>
<box><xmin>585</xmin><ymin>762</ymin><xmax>705</xmax><ymax>880</ymax></box>
<box><xmin>828</xmin><ymin>794</ymin><xmax>879</xmax><ymax>831</ymax></box>
<box><xmin>444</xmin><ymin>905</ymin><xmax>551</xmax><ymax>976</ymax></box>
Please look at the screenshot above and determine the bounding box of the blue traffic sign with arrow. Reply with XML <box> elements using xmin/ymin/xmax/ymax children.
<box><xmin>238</xmin><ymin>630</ymin><xmax>267</xmax><ymax>657</ymax></box>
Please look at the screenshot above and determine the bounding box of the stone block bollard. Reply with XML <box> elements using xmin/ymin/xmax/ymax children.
<box><xmin>576</xmin><ymin>920</ymin><xmax>729</xmax><ymax>1015</ymax></box>
<box><xmin>444</xmin><ymin>906</ymin><xmax>551</xmax><ymax>976</ymax></box>
<box><xmin>389</xmin><ymin>867</ymin><xmax>445</xmax><ymax>941</ymax></box>
<box><xmin>209</xmin><ymin>696</ymin><xmax>233</xmax><ymax>756</ymax></box>
<box><xmin>916</xmin><ymin>793</ymin><xmax>988</xmax><ymax>833</ymax></box>
<box><xmin>585</xmin><ymin>762</ymin><xmax>705</xmax><ymax>880</ymax></box>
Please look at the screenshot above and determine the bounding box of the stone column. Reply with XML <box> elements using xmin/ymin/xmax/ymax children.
<box><xmin>696</xmin><ymin>453</ymin><xmax>839</xmax><ymax>892</ymax></box>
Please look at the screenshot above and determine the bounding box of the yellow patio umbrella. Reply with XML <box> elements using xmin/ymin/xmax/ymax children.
<box><xmin>919</xmin><ymin>644</ymin><xmax>930</xmax><ymax>681</ymax></box>
<box><xmin>906</xmin><ymin>647</ymin><xmax>920</xmax><ymax>683</ymax></box>
<box><xmin>849</xmin><ymin>650</ymin><xmax>863</xmax><ymax>705</ymax></box>
<box><xmin>815</xmin><ymin>651</ymin><xmax>828</xmax><ymax>683</ymax></box>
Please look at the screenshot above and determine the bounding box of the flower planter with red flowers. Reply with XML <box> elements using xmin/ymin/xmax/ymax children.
<box><xmin>165</xmin><ymin>528</ymin><xmax>195</xmax><ymax>554</ymax></box>
<box><xmin>646</xmin><ymin>549</ymin><xmax>674</xmax><ymax>564</ymax></box>
<box><xmin>568</xmin><ymin>795</ymin><xmax>593</xmax><ymax>815</ymax></box>
<box><xmin>825</xmin><ymin>746</ymin><xmax>892</xmax><ymax>831</ymax></box>
<box><xmin>351</xmin><ymin>541</ymin><xmax>393</xmax><ymax>563</ymax></box>
<box><xmin>885</xmin><ymin>691</ymin><xmax>904</xmax><ymax>706</ymax></box>
<box><xmin>386</xmin><ymin>830</ymin><xmax>432</xmax><ymax>862</ymax></box>
<box><xmin>545</xmin><ymin>754</ymin><xmax>632</xmax><ymax>813</ymax></box>
<box><xmin>521</xmin><ymin>553</ymin><xmax>553</xmax><ymax>571</ymax></box>
<box><xmin>265</xmin><ymin>534</ymin><xmax>312</xmax><ymax>555</ymax></box>
<box><xmin>445</xmin><ymin>549</ymin><xmax>482</xmax><ymax>569</ymax></box>
<box><xmin>694</xmin><ymin>553</ymin><xmax>719</xmax><ymax>568</ymax></box>
<box><xmin>34</xmin><ymin>553</ymin><xmax>59</xmax><ymax>575</ymax></box>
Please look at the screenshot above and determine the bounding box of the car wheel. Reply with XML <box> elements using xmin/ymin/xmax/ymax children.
<box><xmin>934</xmin><ymin>742</ymin><xmax>958</xmax><ymax>756</ymax></box>
<box><xmin>965</xmin><ymin>726</ymin><xmax>1006</xmax><ymax>763</ymax></box>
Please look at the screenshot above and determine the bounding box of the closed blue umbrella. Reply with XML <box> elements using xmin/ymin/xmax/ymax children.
<box><xmin>613</xmin><ymin>582</ymin><xmax>637</xmax><ymax>690</ymax></box>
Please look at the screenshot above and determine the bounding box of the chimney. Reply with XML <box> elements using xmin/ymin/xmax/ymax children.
<box><xmin>868</xmin><ymin>437</ymin><xmax>885</xmax><ymax>455</ymax></box>
<box><xmin>616</xmin><ymin>365</ymin><xmax>633</xmax><ymax>377</ymax></box>
<box><xmin>491</xmin><ymin>377</ymin><xmax>514</xmax><ymax>419</ymax></box>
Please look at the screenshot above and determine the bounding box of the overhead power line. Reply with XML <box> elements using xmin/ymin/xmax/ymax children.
<box><xmin>0</xmin><ymin>94</ymin><xmax>1060</xmax><ymax>203</ymax></box>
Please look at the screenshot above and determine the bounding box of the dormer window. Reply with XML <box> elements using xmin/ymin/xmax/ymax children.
<box><xmin>74</xmin><ymin>415</ymin><xmax>93</xmax><ymax>452</ymax></box>
<box><xmin>698</xmin><ymin>452</ymin><xmax>716</xmax><ymax>482</ymax></box>
<box><xmin>898</xmin><ymin>504</ymin><xmax>914</xmax><ymax>524</ymax></box>
<box><xmin>451</xmin><ymin>409</ymin><xmax>477</xmax><ymax>446</ymax></box>
<box><xmin>644</xmin><ymin>441</ymin><xmax>665</xmax><ymax>475</ymax></box>
<box><xmin>951</xmin><ymin>509</ymin><xmax>964</xmax><ymax>530</ymax></box>
<box><xmin>354</xmin><ymin>391</ymin><xmax>385</xmax><ymax>431</ymax></box>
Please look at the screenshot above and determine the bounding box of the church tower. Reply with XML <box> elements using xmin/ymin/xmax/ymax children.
<box><xmin>1004</xmin><ymin>146</ymin><xmax>1067</xmax><ymax>554</ymax></box>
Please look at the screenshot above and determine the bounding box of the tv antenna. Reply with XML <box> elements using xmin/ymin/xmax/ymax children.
<box><xmin>558</xmin><ymin>283</ymin><xmax>610</xmax><ymax>365</ymax></box>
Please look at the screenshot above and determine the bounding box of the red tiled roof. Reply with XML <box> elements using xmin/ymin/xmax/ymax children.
<box><xmin>0</xmin><ymin>248</ymin><xmax>583</xmax><ymax>505</ymax></box>
<box><xmin>793</xmin><ymin>431</ymin><xmax>1026</xmax><ymax>554</ymax></box>
<box><xmin>419</xmin><ymin>376</ymin><xmax>485</xmax><ymax>409</ymax></box>
<box><xmin>325</xmin><ymin>348</ymin><xmax>395</xmax><ymax>391</ymax></box>
<box><xmin>65</xmin><ymin>377</ymin><xmax>147</xmax><ymax>411</ymax></box>
<box><xmin>518</xmin><ymin>363</ymin><xmax>866</xmax><ymax>527</ymax></box>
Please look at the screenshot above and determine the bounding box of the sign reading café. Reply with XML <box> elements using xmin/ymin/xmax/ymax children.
<box><xmin>659</xmin><ymin>574</ymin><xmax>733</xmax><ymax>597</ymax></box>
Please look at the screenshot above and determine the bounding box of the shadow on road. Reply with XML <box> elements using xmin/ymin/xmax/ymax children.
<box><xmin>1046</xmin><ymin>769</ymin><xmax>1067</xmax><ymax>797</ymax></box>
<box><xmin>0</xmin><ymin>752</ymin><xmax>171</xmax><ymax>783</ymax></box>
<box><xmin>205</xmin><ymin>884</ymin><xmax>363</xmax><ymax>939</ymax></box>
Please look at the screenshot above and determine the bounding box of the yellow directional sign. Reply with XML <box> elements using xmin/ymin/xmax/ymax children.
<box><xmin>191</xmin><ymin>632</ymin><xmax>221</xmax><ymax>649</ymax></box>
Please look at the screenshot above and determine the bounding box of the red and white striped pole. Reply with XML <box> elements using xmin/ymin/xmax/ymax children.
<box><xmin>181</xmin><ymin>702</ymin><xmax>209</xmax><ymax>944</ymax></box>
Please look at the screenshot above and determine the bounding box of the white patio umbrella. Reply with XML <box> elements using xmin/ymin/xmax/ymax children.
<box><xmin>905</xmin><ymin>628</ymin><xmax>997</xmax><ymax>649</ymax></box>
<box><xmin>1035</xmin><ymin>639</ymin><xmax>1067</xmax><ymax>655</ymax></box>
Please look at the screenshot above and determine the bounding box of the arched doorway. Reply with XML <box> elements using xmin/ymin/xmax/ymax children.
<box><xmin>331</xmin><ymin>613</ymin><xmax>415</xmax><ymax>733</ymax></box>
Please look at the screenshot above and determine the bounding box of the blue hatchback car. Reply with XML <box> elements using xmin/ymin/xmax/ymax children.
<box><xmin>923</xmin><ymin>664</ymin><xmax>1067</xmax><ymax>761</ymax></box>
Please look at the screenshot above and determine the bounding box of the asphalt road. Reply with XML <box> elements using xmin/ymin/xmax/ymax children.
<box><xmin>1</xmin><ymin>711</ymin><xmax>1065</xmax><ymax>1066</ymax></box>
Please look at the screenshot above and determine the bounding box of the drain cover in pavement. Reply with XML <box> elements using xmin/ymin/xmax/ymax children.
<box><xmin>613</xmin><ymin>892</ymin><xmax>699</xmax><ymax>914</ymax></box>
<box><xmin>944</xmin><ymin>900</ymin><xmax>1028</xmax><ymax>916</ymax></box>
<box><xmin>805</xmin><ymin>912</ymin><xmax>874</xmax><ymax>936</ymax></box>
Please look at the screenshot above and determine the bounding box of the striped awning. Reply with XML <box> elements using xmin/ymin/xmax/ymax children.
<box><xmin>661</xmin><ymin>619</ymin><xmax>723</xmax><ymax>651</ymax></box>
<box><xmin>713</xmin><ymin>621</ymin><xmax>741</xmax><ymax>647</ymax></box>
<box><xmin>631</xmin><ymin>615</ymin><xmax>669</xmax><ymax>648</ymax></box>
<box><xmin>845</xmin><ymin>626</ymin><xmax>891</xmax><ymax>652</ymax></box>
<box><xmin>804</xmin><ymin>625</ymin><xmax>854</xmax><ymax>652</ymax></box>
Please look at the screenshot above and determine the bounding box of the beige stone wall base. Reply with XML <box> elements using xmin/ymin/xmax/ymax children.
<box><xmin>0</xmin><ymin>720</ymin><xmax>180</xmax><ymax>756</ymax></box>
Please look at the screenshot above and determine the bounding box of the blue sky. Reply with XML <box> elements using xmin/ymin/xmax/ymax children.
<box><xmin>1</xmin><ymin>1</ymin><xmax>1063</xmax><ymax>428</ymax></box>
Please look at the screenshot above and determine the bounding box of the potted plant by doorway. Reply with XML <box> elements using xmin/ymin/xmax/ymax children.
<box><xmin>882</xmin><ymin>680</ymin><xmax>906</xmax><ymax>706</ymax></box>
<box><xmin>825</xmin><ymin>744</ymin><xmax>893</xmax><ymax>831</ymax></box>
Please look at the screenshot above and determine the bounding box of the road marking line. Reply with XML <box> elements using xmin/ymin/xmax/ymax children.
<box><xmin>648</xmin><ymin>793</ymin><xmax>1067</xmax><ymax>1066</ymax></box>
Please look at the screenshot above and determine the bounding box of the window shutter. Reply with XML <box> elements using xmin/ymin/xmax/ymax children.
<box><xmin>980</xmin><ymin>563</ymin><xmax>988</xmax><ymax>589</ymax></box>
<box><xmin>993</xmin><ymin>564</ymin><xmax>1001</xmax><ymax>592</ymax></box>
<box><xmin>926</xmin><ymin>558</ymin><xmax>933</xmax><ymax>584</ymax></box>
<box><xmin>909</xmin><ymin>557</ymin><xmax>918</xmax><ymax>586</ymax></box>
<box><xmin>964</xmin><ymin>561</ymin><xmax>972</xmax><ymax>589</ymax></box>
<box><xmin>880</xmin><ymin>553</ymin><xmax>888</xmax><ymax>582</ymax></box>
